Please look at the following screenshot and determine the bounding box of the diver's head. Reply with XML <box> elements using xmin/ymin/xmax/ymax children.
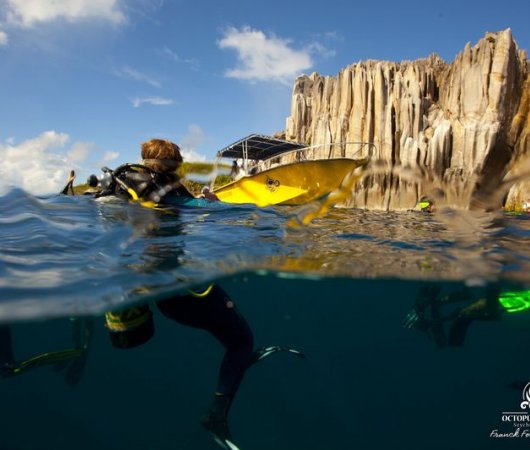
<box><xmin>419</xmin><ymin>196</ymin><xmax>433</xmax><ymax>212</ymax></box>
<box><xmin>141</xmin><ymin>139</ymin><xmax>183</xmax><ymax>173</ymax></box>
<box><xmin>87</xmin><ymin>174</ymin><xmax>99</xmax><ymax>187</ymax></box>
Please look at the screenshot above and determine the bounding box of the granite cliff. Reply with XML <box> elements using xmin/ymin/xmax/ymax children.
<box><xmin>283</xmin><ymin>29</ymin><xmax>530</xmax><ymax>210</ymax></box>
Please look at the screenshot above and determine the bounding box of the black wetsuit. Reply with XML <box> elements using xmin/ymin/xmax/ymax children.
<box><xmin>99</xmin><ymin>164</ymin><xmax>253</xmax><ymax>397</ymax></box>
<box><xmin>98</xmin><ymin>163</ymin><xmax>303</xmax><ymax>448</ymax></box>
<box><xmin>157</xmin><ymin>285</ymin><xmax>254</xmax><ymax>397</ymax></box>
<box><xmin>97</xmin><ymin>163</ymin><xmax>194</xmax><ymax>203</ymax></box>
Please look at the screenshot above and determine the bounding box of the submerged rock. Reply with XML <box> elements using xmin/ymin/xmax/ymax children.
<box><xmin>284</xmin><ymin>29</ymin><xmax>530</xmax><ymax>211</ymax></box>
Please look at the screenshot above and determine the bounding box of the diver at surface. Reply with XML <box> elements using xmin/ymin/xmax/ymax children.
<box><xmin>200</xmin><ymin>185</ymin><xmax>220</xmax><ymax>201</ymax></box>
<box><xmin>99</xmin><ymin>139</ymin><xmax>305</xmax><ymax>450</ymax></box>
<box><xmin>418</xmin><ymin>196</ymin><xmax>434</xmax><ymax>213</ymax></box>
<box><xmin>63</xmin><ymin>139</ymin><xmax>221</xmax><ymax>208</ymax></box>
<box><xmin>95</xmin><ymin>138</ymin><xmax>214</xmax><ymax>208</ymax></box>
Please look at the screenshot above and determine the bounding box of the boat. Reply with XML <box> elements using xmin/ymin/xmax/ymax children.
<box><xmin>213</xmin><ymin>134</ymin><xmax>375</xmax><ymax>206</ymax></box>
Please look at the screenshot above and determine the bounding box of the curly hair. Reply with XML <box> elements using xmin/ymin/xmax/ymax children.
<box><xmin>141</xmin><ymin>139</ymin><xmax>183</xmax><ymax>172</ymax></box>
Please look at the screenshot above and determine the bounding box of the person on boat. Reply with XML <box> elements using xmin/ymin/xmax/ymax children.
<box><xmin>402</xmin><ymin>285</ymin><xmax>505</xmax><ymax>347</ymax></box>
<box><xmin>230</xmin><ymin>160</ymin><xmax>240</xmax><ymax>180</ymax></box>
<box><xmin>100</xmin><ymin>138</ymin><xmax>305</xmax><ymax>450</ymax></box>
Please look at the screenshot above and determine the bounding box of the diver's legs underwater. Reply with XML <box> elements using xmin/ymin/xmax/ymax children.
<box><xmin>156</xmin><ymin>284</ymin><xmax>254</xmax><ymax>448</ymax></box>
<box><xmin>0</xmin><ymin>325</ymin><xmax>15</xmax><ymax>373</ymax></box>
<box><xmin>157</xmin><ymin>284</ymin><xmax>304</xmax><ymax>450</ymax></box>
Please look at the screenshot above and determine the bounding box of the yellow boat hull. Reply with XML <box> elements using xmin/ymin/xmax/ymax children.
<box><xmin>214</xmin><ymin>159</ymin><xmax>362</xmax><ymax>206</ymax></box>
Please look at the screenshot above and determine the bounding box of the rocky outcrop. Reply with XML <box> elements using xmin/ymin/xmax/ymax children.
<box><xmin>284</xmin><ymin>29</ymin><xmax>530</xmax><ymax>210</ymax></box>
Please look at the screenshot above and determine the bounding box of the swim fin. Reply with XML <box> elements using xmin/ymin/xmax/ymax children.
<box><xmin>63</xmin><ymin>352</ymin><xmax>88</xmax><ymax>387</ymax></box>
<box><xmin>448</xmin><ymin>316</ymin><xmax>474</xmax><ymax>347</ymax></box>
<box><xmin>402</xmin><ymin>308</ymin><xmax>430</xmax><ymax>331</ymax></box>
<box><xmin>213</xmin><ymin>435</ymin><xmax>241</xmax><ymax>450</ymax></box>
<box><xmin>253</xmin><ymin>346</ymin><xmax>306</xmax><ymax>363</ymax></box>
<box><xmin>201</xmin><ymin>395</ymin><xmax>241</xmax><ymax>450</ymax></box>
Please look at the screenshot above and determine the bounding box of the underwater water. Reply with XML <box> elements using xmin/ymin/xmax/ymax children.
<box><xmin>1</xmin><ymin>186</ymin><xmax>530</xmax><ymax>450</ymax></box>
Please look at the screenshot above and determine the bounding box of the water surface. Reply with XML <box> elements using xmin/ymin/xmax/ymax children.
<box><xmin>1</xmin><ymin>187</ymin><xmax>529</xmax><ymax>450</ymax></box>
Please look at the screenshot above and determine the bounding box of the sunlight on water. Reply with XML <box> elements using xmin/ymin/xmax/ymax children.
<box><xmin>2</xmin><ymin>164</ymin><xmax>530</xmax><ymax>322</ymax></box>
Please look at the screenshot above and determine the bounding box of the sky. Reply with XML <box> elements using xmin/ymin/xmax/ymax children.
<box><xmin>0</xmin><ymin>0</ymin><xmax>529</xmax><ymax>194</ymax></box>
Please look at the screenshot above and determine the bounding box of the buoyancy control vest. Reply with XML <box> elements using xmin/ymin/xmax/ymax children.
<box><xmin>97</xmin><ymin>163</ymin><xmax>193</xmax><ymax>204</ymax></box>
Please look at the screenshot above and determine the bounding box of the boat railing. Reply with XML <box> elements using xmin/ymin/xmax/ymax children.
<box><xmin>249</xmin><ymin>141</ymin><xmax>376</xmax><ymax>174</ymax></box>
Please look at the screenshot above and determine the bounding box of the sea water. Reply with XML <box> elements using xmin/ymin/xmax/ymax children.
<box><xmin>1</xmin><ymin>187</ymin><xmax>529</xmax><ymax>450</ymax></box>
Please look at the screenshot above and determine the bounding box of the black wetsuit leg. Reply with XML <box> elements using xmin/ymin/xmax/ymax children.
<box><xmin>156</xmin><ymin>285</ymin><xmax>254</xmax><ymax>397</ymax></box>
<box><xmin>0</xmin><ymin>325</ymin><xmax>14</xmax><ymax>364</ymax></box>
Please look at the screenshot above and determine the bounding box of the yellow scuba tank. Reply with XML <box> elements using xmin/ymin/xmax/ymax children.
<box><xmin>105</xmin><ymin>304</ymin><xmax>154</xmax><ymax>349</ymax></box>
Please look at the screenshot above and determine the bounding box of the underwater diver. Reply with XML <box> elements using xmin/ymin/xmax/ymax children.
<box><xmin>100</xmin><ymin>139</ymin><xmax>305</xmax><ymax>450</ymax></box>
<box><xmin>402</xmin><ymin>284</ymin><xmax>505</xmax><ymax>347</ymax></box>
<box><xmin>0</xmin><ymin>319</ymin><xmax>93</xmax><ymax>387</ymax></box>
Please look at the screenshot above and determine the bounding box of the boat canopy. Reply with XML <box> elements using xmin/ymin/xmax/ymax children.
<box><xmin>216</xmin><ymin>134</ymin><xmax>306</xmax><ymax>161</ymax></box>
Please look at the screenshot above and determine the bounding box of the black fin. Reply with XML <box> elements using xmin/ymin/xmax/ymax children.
<box><xmin>201</xmin><ymin>396</ymin><xmax>241</xmax><ymax>450</ymax></box>
<box><xmin>448</xmin><ymin>316</ymin><xmax>474</xmax><ymax>347</ymax></box>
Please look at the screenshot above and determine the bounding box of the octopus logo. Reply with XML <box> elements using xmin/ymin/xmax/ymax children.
<box><xmin>521</xmin><ymin>382</ymin><xmax>530</xmax><ymax>410</ymax></box>
<box><xmin>491</xmin><ymin>381</ymin><xmax>530</xmax><ymax>438</ymax></box>
<box><xmin>266</xmin><ymin>176</ymin><xmax>280</xmax><ymax>192</ymax></box>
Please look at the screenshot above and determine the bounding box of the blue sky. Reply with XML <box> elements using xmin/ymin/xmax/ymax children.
<box><xmin>0</xmin><ymin>0</ymin><xmax>528</xmax><ymax>194</ymax></box>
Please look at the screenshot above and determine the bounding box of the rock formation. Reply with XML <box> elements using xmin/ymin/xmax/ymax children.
<box><xmin>284</xmin><ymin>29</ymin><xmax>530</xmax><ymax>210</ymax></box>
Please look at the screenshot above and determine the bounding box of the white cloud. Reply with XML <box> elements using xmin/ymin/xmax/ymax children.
<box><xmin>97</xmin><ymin>151</ymin><xmax>119</xmax><ymax>167</ymax></box>
<box><xmin>218</xmin><ymin>26</ymin><xmax>313</xmax><ymax>85</ymax></box>
<box><xmin>130</xmin><ymin>96</ymin><xmax>174</xmax><ymax>108</ymax></box>
<box><xmin>0</xmin><ymin>30</ymin><xmax>8</xmax><ymax>46</ymax></box>
<box><xmin>115</xmin><ymin>66</ymin><xmax>161</xmax><ymax>87</ymax></box>
<box><xmin>5</xmin><ymin>0</ymin><xmax>126</xmax><ymax>27</ymax></box>
<box><xmin>306</xmin><ymin>42</ymin><xmax>336</xmax><ymax>59</ymax></box>
<box><xmin>0</xmin><ymin>131</ymin><xmax>117</xmax><ymax>196</ymax></box>
<box><xmin>67</xmin><ymin>142</ymin><xmax>94</xmax><ymax>162</ymax></box>
<box><xmin>179</xmin><ymin>124</ymin><xmax>207</xmax><ymax>162</ymax></box>
<box><xmin>160</xmin><ymin>46</ymin><xmax>199</xmax><ymax>68</ymax></box>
